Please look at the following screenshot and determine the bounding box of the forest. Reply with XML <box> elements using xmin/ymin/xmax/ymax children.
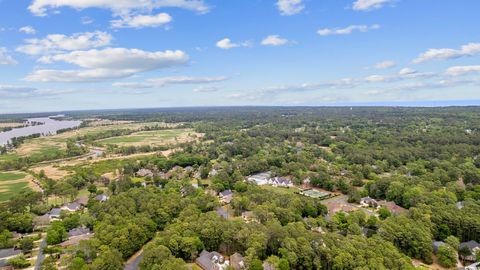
<box><xmin>1</xmin><ymin>107</ymin><xmax>480</xmax><ymax>270</ymax></box>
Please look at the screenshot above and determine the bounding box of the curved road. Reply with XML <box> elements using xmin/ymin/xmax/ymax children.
<box><xmin>34</xmin><ymin>238</ymin><xmax>46</xmax><ymax>270</ymax></box>
<box><xmin>124</xmin><ymin>251</ymin><xmax>143</xmax><ymax>270</ymax></box>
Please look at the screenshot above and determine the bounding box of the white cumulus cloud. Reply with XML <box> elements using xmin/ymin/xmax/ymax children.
<box><xmin>113</xmin><ymin>76</ymin><xmax>227</xmax><ymax>88</ymax></box>
<box><xmin>261</xmin><ymin>35</ymin><xmax>289</xmax><ymax>46</ymax></box>
<box><xmin>111</xmin><ymin>13</ymin><xmax>172</xmax><ymax>28</ymax></box>
<box><xmin>19</xmin><ymin>26</ymin><xmax>37</xmax><ymax>35</ymax></box>
<box><xmin>16</xmin><ymin>31</ymin><xmax>112</xmax><ymax>55</ymax></box>
<box><xmin>193</xmin><ymin>86</ymin><xmax>220</xmax><ymax>93</ymax></box>
<box><xmin>413</xmin><ymin>43</ymin><xmax>480</xmax><ymax>63</ymax></box>
<box><xmin>276</xmin><ymin>0</ymin><xmax>304</xmax><ymax>16</ymax></box>
<box><xmin>0</xmin><ymin>85</ymin><xmax>75</xmax><ymax>98</ymax></box>
<box><xmin>374</xmin><ymin>60</ymin><xmax>396</xmax><ymax>69</ymax></box>
<box><xmin>28</xmin><ymin>0</ymin><xmax>210</xmax><ymax>16</ymax></box>
<box><xmin>352</xmin><ymin>0</ymin><xmax>394</xmax><ymax>11</ymax></box>
<box><xmin>0</xmin><ymin>48</ymin><xmax>18</xmax><ymax>65</ymax></box>
<box><xmin>25</xmin><ymin>48</ymin><xmax>189</xmax><ymax>82</ymax></box>
<box><xmin>216</xmin><ymin>38</ymin><xmax>251</xmax><ymax>50</ymax></box>
<box><xmin>318</xmin><ymin>24</ymin><xmax>380</xmax><ymax>36</ymax></box>
<box><xmin>445</xmin><ymin>65</ymin><xmax>480</xmax><ymax>76</ymax></box>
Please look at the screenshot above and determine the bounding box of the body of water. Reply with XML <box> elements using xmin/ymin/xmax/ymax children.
<box><xmin>0</xmin><ymin>117</ymin><xmax>82</xmax><ymax>146</ymax></box>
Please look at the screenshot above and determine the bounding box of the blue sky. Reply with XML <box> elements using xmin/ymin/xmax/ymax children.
<box><xmin>0</xmin><ymin>0</ymin><xmax>479</xmax><ymax>113</ymax></box>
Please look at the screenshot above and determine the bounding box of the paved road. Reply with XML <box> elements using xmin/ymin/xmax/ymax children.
<box><xmin>34</xmin><ymin>238</ymin><xmax>47</xmax><ymax>270</ymax></box>
<box><xmin>124</xmin><ymin>251</ymin><xmax>143</xmax><ymax>270</ymax></box>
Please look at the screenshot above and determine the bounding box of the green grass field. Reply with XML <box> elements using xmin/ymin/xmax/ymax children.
<box><xmin>0</xmin><ymin>172</ymin><xmax>31</xmax><ymax>201</ymax></box>
<box><xmin>96</xmin><ymin>129</ymin><xmax>192</xmax><ymax>146</ymax></box>
<box><xmin>0</xmin><ymin>172</ymin><xmax>26</xmax><ymax>181</ymax></box>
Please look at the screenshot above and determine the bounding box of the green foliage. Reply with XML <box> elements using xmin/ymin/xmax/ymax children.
<box><xmin>7</xmin><ymin>254</ymin><xmax>30</xmax><ymax>269</ymax></box>
<box><xmin>445</xmin><ymin>235</ymin><xmax>460</xmax><ymax>250</ymax></box>
<box><xmin>139</xmin><ymin>244</ymin><xmax>187</xmax><ymax>270</ymax></box>
<box><xmin>437</xmin><ymin>245</ymin><xmax>457</xmax><ymax>267</ymax></box>
<box><xmin>90</xmin><ymin>246</ymin><xmax>123</xmax><ymax>270</ymax></box>
<box><xmin>19</xmin><ymin>237</ymin><xmax>34</xmax><ymax>253</ymax></box>
<box><xmin>46</xmin><ymin>220</ymin><xmax>68</xmax><ymax>245</ymax></box>
<box><xmin>378</xmin><ymin>206</ymin><xmax>391</xmax><ymax>220</ymax></box>
<box><xmin>379</xmin><ymin>215</ymin><xmax>433</xmax><ymax>262</ymax></box>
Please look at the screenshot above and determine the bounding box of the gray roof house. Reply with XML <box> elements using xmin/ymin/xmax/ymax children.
<box><xmin>460</xmin><ymin>240</ymin><xmax>480</xmax><ymax>262</ymax></box>
<box><xmin>230</xmin><ymin>253</ymin><xmax>246</xmax><ymax>270</ymax></box>
<box><xmin>360</xmin><ymin>197</ymin><xmax>379</xmax><ymax>208</ymax></box>
<box><xmin>195</xmin><ymin>250</ymin><xmax>226</xmax><ymax>270</ymax></box>
<box><xmin>216</xmin><ymin>207</ymin><xmax>229</xmax><ymax>219</ymax></box>
<box><xmin>464</xmin><ymin>262</ymin><xmax>480</xmax><ymax>270</ymax></box>
<box><xmin>62</xmin><ymin>202</ymin><xmax>82</xmax><ymax>212</ymax></box>
<box><xmin>432</xmin><ymin>241</ymin><xmax>446</xmax><ymax>254</ymax></box>
<box><xmin>219</xmin><ymin>190</ymin><xmax>233</xmax><ymax>204</ymax></box>
<box><xmin>95</xmin><ymin>194</ymin><xmax>109</xmax><ymax>202</ymax></box>
<box><xmin>0</xmin><ymin>248</ymin><xmax>22</xmax><ymax>268</ymax></box>
<box><xmin>34</xmin><ymin>213</ymin><xmax>51</xmax><ymax>227</ymax></box>
<box><xmin>49</xmin><ymin>208</ymin><xmax>62</xmax><ymax>219</ymax></box>
<box><xmin>68</xmin><ymin>227</ymin><xmax>91</xmax><ymax>238</ymax></box>
<box><xmin>136</xmin><ymin>168</ymin><xmax>154</xmax><ymax>178</ymax></box>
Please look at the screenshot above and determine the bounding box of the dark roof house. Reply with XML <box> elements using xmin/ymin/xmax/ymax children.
<box><xmin>68</xmin><ymin>227</ymin><xmax>91</xmax><ymax>238</ymax></box>
<box><xmin>219</xmin><ymin>190</ymin><xmax>233</xmax><ymax>204</ymax></box>
<box><xmin>196</xmin><ymin>250</ymin><xmax>225</xmax><ymax>270</ymax></box>
<box><xmin>34</xmin><ymin>213</ymin><xmax>51</xmax><ymax>227</ymax></box>
<box><xmin>136</xmin><ymin>168</ymin><xmax>154</xmax><ymax>177</ymax></box>
<box><xmin>95</xmin><ymin>194</ymin><xmax>109</xmax><ymax>202</ymax></box>
<box><xmin>460</xmin><ymin>240</ymin><xmax>480</xmax><ymax>262</ymax></box>
<box><xmin>432</xmin><ymin>241</ymin><xmax>446</xmax><ymax>254</ymax></box>
<box><xmin>377</xmin><ymin>201</ymin><xmax>407</xmax><ymax>215</ymax></box>
<box><xmin>230</xmin><ymin>253</ymin><xmax>246</xmax><ymax>270</ymax></box>
<box><xmin>62</xmin><ymin>202</ymin><xmax>81</xmax><ymax>212</ymax></box>
<box><xmin>49</xmin><ymin>208</ymin><xmax>62</xmax><ymax>219</ymax></box>
<box><xmin>216</xmin><ymin>207</ymin><xmax>229</xmax><ymax>219</ymax></box>
<box><xmin>360</xmin><ymin>197</ymin><xmax>379</xmax><ymax>208</ymax></box>
<box><xmin>76</xmin><ymin>197</ymin><xmax>89</xmax><ymax>206</ymax></box>
<box><xmin>0</xmin><ymin>248</ymin><xmax>22</xmax><ymax>268</ymax></box>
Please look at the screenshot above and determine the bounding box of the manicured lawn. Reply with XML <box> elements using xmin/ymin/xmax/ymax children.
<box><xmin>96</xmin><ymin>129</ymin><xmax>193</xmax><ymax>146</ymax></box>
<box><xmin>259</xmin><ymin>184</ymin><xmax>300</xmax><ymax>195</ymax></box>
<box><xmin>0</xmin><ymin>181</ymin><xmax>30</xmax><ymax>201</ymax></box>
<box><xmin>0</xmin><ymin>153</ymin><xmax>21</xmax><ymax>162</ymax></box>
<box><xmin>0</xmin><ymin>171</ymin><xmax>26</xmax><ymax>181</ymax></box>
<box><xmin>98</xmin><ymin>136</ymin><xmax>147</xmax><ymax>144</ymax></box>
<box><xmin>0</xmin><ymin>172</ymin><xmax>32</xmax><ymax>202</ymax></box>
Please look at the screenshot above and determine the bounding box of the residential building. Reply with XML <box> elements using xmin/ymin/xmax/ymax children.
<box><xmin>230</xmin><ymin>253</ymin><xmax>246</xmax><ymax>270</ymax></box>
<box><xmin>464</xmin><ymin>262</ymin><xmax>480</xmax><ymax>270</ymax></box>
<box><xmin>247</xmin><ymin>171</ymin><xmax>272</xmax><ymax>186</ymax></box>
<box><xmin>360</xmin><ymin>197</ymin><xmax>379</xmax><ymax>208</ymax></box>
<box><xmin>49</xmin><ymin>208</ymin><xmax>62</xmax><ymax>219</ymax></box>
<box><xmin>68</xmin><ymin>227</ymin><xmax>91</xmax><ymax>238</ymax></box>
<box><xmin>377</xmin><ymin>201</ymin><xmax>407</xmax><ymax>215</ymax></box>
<box><xmin>432</xmin><ymin>241</ymin><xmax>446</xmax><ymax>254</ymax></box>
<box><xmin>136</xmin><ymin>168</ymin><xmax>154</xmax><ymax>178</ymax></box>
<box><xmin>95</xmin><ymin>194</ymin><xmax>109</xmax><ymax>202</ymax></box>
<box><xmin>62</xmin><ymin>202</ymin><xmax>82</xmax><ymax>212</ymax></box>
<box><xmin>196</xmin><ymin>250</ymin><xmax>228</xmax><ymax>270</ymax></box>
<box><xmin>216</xmin><ymin>207</ymin><xmax>229</xmax><ymax>219</ymax></box>
<box><xmin>219</xmin><ymin>190</ymin><xmax>233</xmax><ymax>204</ymax></box>
<box><xmin>0</xmin><ymin>248</ymin><xmax>22</xmax><ymax>270</ymax></box>
<box><xmin>460</xmin><ymin>240</ymin><xmax>480</xmax><ymax>262</ymax></box>
<box><xmin>267</xmin><ymin>177</ymin><xmax>294</xmax><ymax>188</ymax></box>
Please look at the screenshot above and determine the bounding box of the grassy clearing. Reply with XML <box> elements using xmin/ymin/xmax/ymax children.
<box><xmin>96</xmin><ymin>128</ymin><xmax>196</xmax><ymax>146</ymax></box>
<box><xmin>58</xmin><ymin>121</ymin><xmax>175</xmax><ymax>139</ymax></box>
<box><xmin>0</xmin><ymin>172</ymin><xmax>31</xmax><ymax>201</ymax></box>
<box><xmin>63</xmin><ymin>157</ymin><xmax>142</xmax><ymax>176</ymax></box>
<box><xmin>0</xmin><ymin>171</ymin><xmax>26</xmax><ymax>181</ymax></box>
<box><xmin>259</xmin><ymin>184</ymin><xmax>300</xmax><ymax>195</ymax></box>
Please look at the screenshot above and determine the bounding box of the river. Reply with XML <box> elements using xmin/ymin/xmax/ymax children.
<box><xmin>0</xmin><ymin>117</ymin><xmax>82</xmax><ymax>146</ymax></box>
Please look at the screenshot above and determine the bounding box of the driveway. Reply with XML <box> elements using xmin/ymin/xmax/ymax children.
<box><xmin>34</xmin><ymin>238</ymin><xmax>46</xmax><ymax>270</ymax></box>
